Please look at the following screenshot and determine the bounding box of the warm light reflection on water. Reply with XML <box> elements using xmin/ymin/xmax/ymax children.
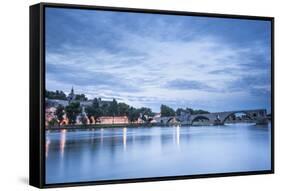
<box><xmin>123</xmin><ymin>127</ymin><xmax>127</xmax><ymax>150</ymax></box>
<box><xmin>46</xmin><ymin>137</ymin><xmax>50</xmax><ymax>158</ymax></box>
<box><xmin>100</xmin><ymin>128</ymin><xmax>104</xmax><ymax>145</ymax></box>
<box><xmin>60</xmin><ymin>129</ymin><xmax>66</xmax><ymax>157</ymax></box>
<box><xmin>176</xmin><ymin>126</ymin><xmax>180</xmax><ymax>146</ymax></box>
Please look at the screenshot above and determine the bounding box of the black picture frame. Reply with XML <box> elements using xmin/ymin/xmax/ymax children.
<box><xmin>29</xmin><ymin>2</ymin><xmax>275</xmax><ymax>188</ymax></box>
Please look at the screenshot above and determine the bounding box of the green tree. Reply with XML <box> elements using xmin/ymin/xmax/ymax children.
<box><xmin>54</xmin><ymin>104</ymin><xmax>64</xmax><ymax>125</ymax></box>
<box><xmin>185</xmin><ymin>107</ymin><xmax>209</xmax><ymax>115</ymax></box>
<box><xmin>128</xmin><ymin>107</ymin><xmax>140</xmax><ymax>123</ymax></box>
<box><xmin>100</xmin><ymin>104</ymin><xmax>110</xmax><ymax>116</ymax></box>
<box><xmin>65</xmin><ymin>102</ymin><xmax>81</xmax><ymax>124</ymax></box>
<box><xmin>75</xmin><ymin>94</ymin><xmax>88</xmax><ymax>101</ymax></box>
<box><xmin>45</xmin><ymin>90</ymin><xmax>67</xmax><ymax>100</ymax></box>
<box><xmin>92</xmin><ymin>98</ymin><xmax>99</xmax><ymax>108</ymax></box>
<box><xmin>109</xmin><ymin>98</ymin><xmax>118</xmax><ymax>116</ymax></box>
<box><xmin>176</xmin><ymin>108</ymin><xmax>186</xmax><ymax>116</ymax></box>
<box><xmin>138</xmin><ymin>107</ymin><xmax>153</xmax><ymax>116</ymax></box>
<box><xmin>194</xmin><ymin>109</ymin><xmax>209</xmax><ymax>114</ymax></box>
<box><xmin>117</xmin><ymin>102</ymin><xmax>130</xmax><ymax>116</ymax></box>
<box><xmin>85</xmin><ymin>98</ymin><xmax>102</xmax><ymax>124</ymax></box>
<box><xmin>85</xmin><ymin>106</ymin><xmax>94</xmax><ymax>124</ymax></box>
<box><xmin>185</xmin><ymin>107</ymin><xmax>193</xmax><ymax>114</ymax></box>
<box><xmin>160</xmin><ymin>104</ymin><xmax>175</xmax><ymax>117</ymax></box>
<box><xmin>138</xmin><ymin>107</ymin><xmax>153</xmax><ymax>122</ymax></box>
<box><xmin>190</xmin><ymin>108</ymin><xmax>209</xmax><ymax>115</ymax></box>
<box><xmin>48</xmin><ymin>118</ymin><xmax>59</xmax><ymax>127</ymax></box>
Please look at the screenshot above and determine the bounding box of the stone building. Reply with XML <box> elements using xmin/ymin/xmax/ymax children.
<box><xmin>45</xmin><ymin>87</ymin><xmax>138</xmax><ymax>126</ymax></box>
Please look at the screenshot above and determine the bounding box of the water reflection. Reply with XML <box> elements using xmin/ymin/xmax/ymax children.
<box><xmin>176</xmin><ymin>126</ymin><xmax>180</xmax><ymax>146</ymax></box>
<box><xmin>100</xmin><ymin>128</ymin><xmax>104</xmax><ymax>145</ymax></box>
<box><xmin>45</xmin><ymin>137</ymin><xmax>50</xmax><ymax>158</ymax></box>
<box><xmin>46</xmin><ymin>124</ymin><xmax>271</xmax><ymax>184</ymax></box>
<box><xmin>60</xmin><ymin>129</ymin><xmax>66</xmax><ymax>157</ymax></box>
<box><xmin>123</xmin><ymin>127</ymin><xmax>127</xmax><ymax>150</ymax></box>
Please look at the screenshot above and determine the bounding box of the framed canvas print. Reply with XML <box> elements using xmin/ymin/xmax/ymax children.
<box><xmin>29</xmin><ymin>2</ymin><xmax>274</xmax><ymax>188</ymax></box>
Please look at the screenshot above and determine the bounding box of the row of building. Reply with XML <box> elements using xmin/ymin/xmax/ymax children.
<box><xmin>45</xmin><ymin>88</ymin><xmax>157</xmax><ymax>126</ymax></box>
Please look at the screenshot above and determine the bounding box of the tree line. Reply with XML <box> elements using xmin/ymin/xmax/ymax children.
<box><xmin>46</xmin><ymin>89</ymin><xmax>210</xmax><ymax>126</ymax></box>
<box><xmin>160</xmin><ymin>104</ymin><xmax>209</xmax><ymax>117</ymax></box>
<box><xmin>46</xmin><ymin>90</ymin><xmax>87</xmax><ymax>101</ymax></box>
<box><xmin>49</xmin><ymin>98</ymin><xmax>154</xmax><ymax>126</ymax></box>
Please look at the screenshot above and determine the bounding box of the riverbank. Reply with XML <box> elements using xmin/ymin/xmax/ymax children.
<box><xmin>46</xmin><ymin>123</ymin><xmax>163</xmax><ymax>130</ymax></box>
<box><xmin>46</xmin><ymin>121</ymin><xmax>269</xmax><ymax>131</ymax></box>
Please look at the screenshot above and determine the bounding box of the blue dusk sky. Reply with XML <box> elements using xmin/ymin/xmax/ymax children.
<box><xmin>45</xmin><ymin>7</ymin><xmax>271</xmax><ymax>113</ymax></box>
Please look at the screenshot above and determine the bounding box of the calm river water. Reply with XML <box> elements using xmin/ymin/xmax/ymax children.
<box><xmin>46</xmin><ymin>123</ymin><xmax>271</xmax><ymax>184</ymax></box>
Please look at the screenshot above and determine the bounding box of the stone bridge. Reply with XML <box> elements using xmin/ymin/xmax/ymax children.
<box><xmin>157</xmin><ymin>109</ymin><xmax>267</xmax><ymax>126</ymax></box>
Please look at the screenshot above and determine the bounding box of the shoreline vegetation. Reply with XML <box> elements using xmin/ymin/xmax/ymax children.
<box><xmin>46</xmin><ymin>123</ymin><xmax>270</xmax><ymax>131</ymax></box>
<box><xmin>46</xmin><ymin>121</ymin><xmax>270</xmax><ymax>131</ymax></box>
<box><xmin>45</xmin><ymin>89</ymin><xmax>210</xmax><ymax>127</ymax></box>
<box><xmin>47</xmin><ymin>123</ymin><xmax>162</xmax><ymax>130</ymax></box>
<box><xmin>45</xmin><ymin>89</ymin><xmax>270</xmax><ymax>130</ymax></box>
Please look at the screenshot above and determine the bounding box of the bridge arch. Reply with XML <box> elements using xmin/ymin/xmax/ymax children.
<box><xmin>167</xmin><ymin>117</ymin><xmax>181</xmax><ymax>124</ymax></box>
<box><xmin>222</xmin><ymin>111</ymin><xmax>252</xmax><ymax>124</ymax></box>
<box><xmin>191</xmin><ymin>116</ymin><xmax>210</xmax><ymax>125</ymax></box>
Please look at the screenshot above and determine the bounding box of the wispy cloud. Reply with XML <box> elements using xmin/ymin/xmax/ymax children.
<box><xmin>164</xmin><ymin>79</ymin><xmax>215</xmax><ymax>91</ymax></box>
<box><xmin>45</xmin><ymin>8</ymin><xmax>271</xmax><ymax>112</ymax></box>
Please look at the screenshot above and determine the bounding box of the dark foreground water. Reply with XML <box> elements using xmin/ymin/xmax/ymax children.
<box><xmin>46</xmin><ymin>123</ymin><xmax>271</xmax><ymax>184</ymax></box>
